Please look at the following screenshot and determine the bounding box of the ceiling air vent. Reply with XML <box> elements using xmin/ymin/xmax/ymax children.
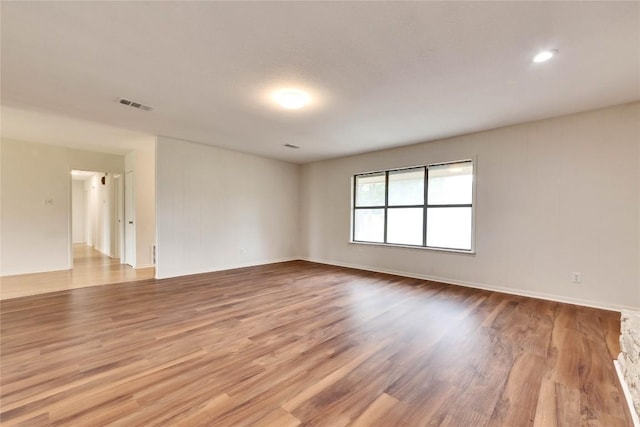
<box><xmin>284</xmin><ymin>144</ymin><xmax>300</xmax><ymax>149</ymax></box>
<box><xmin>119</xmin><ymin>98</ymin><xmax>153</xmax><ymax>111</ymax></box>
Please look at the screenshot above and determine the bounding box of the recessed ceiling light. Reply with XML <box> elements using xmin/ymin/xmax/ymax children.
<box><xmin>533</xmin><ymin>49</ymin><xmax>558</xmax><ymax>63</ymax></box>
<box><xmin>273</xmin><ymin>89</ymin><xmax>310</xmax><ymax>110</ymax></box>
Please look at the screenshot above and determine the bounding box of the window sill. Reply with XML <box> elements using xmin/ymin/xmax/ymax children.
<box><xmin>349</xmin><ymin>240</ymin><xmax>476</xmax><ymax>255</ymax></box>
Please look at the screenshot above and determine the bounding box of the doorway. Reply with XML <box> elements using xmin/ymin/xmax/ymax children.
<box><xmin>71</xmin><ymin>169</ymin><xmax>122</xmax><ymax>268</ymax></box>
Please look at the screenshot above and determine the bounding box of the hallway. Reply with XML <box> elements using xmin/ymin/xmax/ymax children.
<box><xmin>0</xmin><ymin>245</ymin><xmax>154</xmax><ymax>300</ymax></box>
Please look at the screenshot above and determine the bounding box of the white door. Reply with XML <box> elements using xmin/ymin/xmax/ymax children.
<box><xmin>124</xmin><ymin>171</ymin><xmax>135</xmax><ymax>267</ymax></box>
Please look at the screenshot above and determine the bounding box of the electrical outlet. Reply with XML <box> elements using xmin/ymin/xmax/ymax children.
<box><xmin>571</xmin><ymin>272</ymin><xmax>582</xmax><ymax>283</ymax></box>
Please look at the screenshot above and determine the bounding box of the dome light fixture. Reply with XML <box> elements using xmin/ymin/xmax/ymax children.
<box><xmin>533</xmin><ymin>49</ymin><xmax>558</xmax><ymax>63</ymax></box>
<box><xmin>273</xmin><ymin>89</ymin><xmax>310</xmax><ymax>110</ymax></box>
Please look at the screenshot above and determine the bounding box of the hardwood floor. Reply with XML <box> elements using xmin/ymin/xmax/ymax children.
<box><xmin>0</xmin><ymin>261</ymin><xmax>632</xmax><ymax>426</ymax></box>
<box><xmin>0</xmin><ymin>245</ymin><xmax>155</xmax><ymax>300</ymax></box>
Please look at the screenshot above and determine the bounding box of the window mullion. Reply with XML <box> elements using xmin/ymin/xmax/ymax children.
<box><xmin>426</xmin><ymin>206</ymin><xmax>471</xmax><ymax>210</ymax></box>
<box><xmin>383</xmin><ymin>171</ymin><xmax>389</xmax><ymax>243</ymax></box>
<box><xmin>352</xmin><ymin>175</ymin><xmax>357</xmax><ymax>242</ymax></box>
<box><xmin>423</xmin><ymin>166</ymin><xmax>428</xmax><ymax>247</ymax></box>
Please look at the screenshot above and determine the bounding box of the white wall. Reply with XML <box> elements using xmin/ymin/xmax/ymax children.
<box><xmin>0</xmin><ymin>139</ymin><xmax>124</xmax><ymax>275</ymax></box>
<box><xmin>300</xmin><ymin>102</ymin><xmax>640</xmax><ymax>311</ymax></box>
<box><xmin>156</xmin><ymin>136</ymin><xmax>299</xmax><ymax>279</ymax></box>
<box><xmin>124</xmin><ymin>140</ymin><xmax>156</xmax><ymax>268</ymax></box>
<box><xmin>3</xmin><ymin>104</ymin><xmax>637</xmax><ymax>311</ymax></box>
<box><xmin>71</xmin><ymin>180</ymin><xmax>85</xmax><ymax>243</ymax></box>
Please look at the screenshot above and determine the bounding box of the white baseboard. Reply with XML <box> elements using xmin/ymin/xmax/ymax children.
<box><xmin>299</xmin><ymin>257</ymin><xmax>638</xmax><ymax>313</ymax></box>
<box><xmin>614</xmin><ymin>359</ymin><xmax>640</xmax><ymax>427</ymax></box>
<box><xmin>0</xmin><ymin>266</ymin><xmax>70</xmax><ymax>277</ymax></box>
<box><xmin>155</xmin><ymin>257</ymin><xmax>299</xmax><ymax>280</ymax></box>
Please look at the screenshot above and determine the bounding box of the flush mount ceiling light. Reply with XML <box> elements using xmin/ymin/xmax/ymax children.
<box><xmin>533</xmin><ymin>49</ymin><xmax>558</xmax><ymax>63</ymax></box>
<box><xmin>273</xmin><ymin>89</ymin><xmax>310</xmax><ymax>110</ymax></box>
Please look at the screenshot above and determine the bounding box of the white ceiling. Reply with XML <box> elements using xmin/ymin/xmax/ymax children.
<box><xmin>1</xmin><ymin>1</ymin><xmax>638</xmax><ymax>163</ymax></box>
<box><xmin>1</xmin><ymin>106</ymin><xmax>154</xmax><ymax>155</ymax></box>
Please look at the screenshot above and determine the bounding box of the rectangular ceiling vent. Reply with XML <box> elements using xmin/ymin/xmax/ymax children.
<box><xmin>119</xmin><ymin>98</ymin><xmax>153</xmax><ymax>111</ymax></box>
<box><xmin>284</xmin><ymin>144</ymin><xmax>300</xmax><ymax>149</ymax></box>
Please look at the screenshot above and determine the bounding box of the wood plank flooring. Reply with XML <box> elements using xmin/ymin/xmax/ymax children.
<box><xmin>0</xmin><ymin>245</ymin><xmax>154</xmax><ymax>300</ymax></box>
<box><xmin>0</xmin><ymin>261</ymin><xmax>632</xmax><ymax>426</ymax></box>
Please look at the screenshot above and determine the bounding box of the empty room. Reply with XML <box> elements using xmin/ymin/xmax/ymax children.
<box><xmin>1</xmin><ymin>1</ymin><xmax>639</xmax><ymax>426</ymax></box>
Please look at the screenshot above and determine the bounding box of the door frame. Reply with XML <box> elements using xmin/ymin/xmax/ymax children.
<box><xmin>69</xmin><ymin>169</ymin><xmax>125</xmax><ymax>269</ymax></box>
<box><xmin>124</xmin><ymin>170</ymin><xmax>136</xmax><ymax>267</ymax></box>
<box><xmin>114</xmin><ymin>174</ymin><xmax>124</xmax><ymax>261</ymax></box>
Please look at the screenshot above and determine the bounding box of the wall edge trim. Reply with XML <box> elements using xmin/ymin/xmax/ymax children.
<box><xmin>614</xmin><ymin>359</ymin><xmax>640</xmax><ymax>427</ymax></box>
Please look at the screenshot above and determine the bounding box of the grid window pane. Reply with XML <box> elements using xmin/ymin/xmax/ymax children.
<box><xmin>355</xmin><ymin>173</ymin><xmax>386</xmax><ymax>207</ymax></box>
<box><xmin>388</xmin><ymin>168</ymin><xmax>424</xmax><ymax>206</ymax></box>
<box><xmin>353</xmin><ymin>160</ymin><xmax>474</xmax><ymax>252</ymax></box>
<box><xmin>426</xmin><ymin>207</ymin><xmax>472</xmax><ymax>250</ymax></box>
<box><xmin>427</xmin><ymin>162</ymin><xmax>473</xmax><ymax>205</ymax></box>
<box><xmin>387</xmin><ymin>208</ymin><xmax>423</xmax><ymax>245</ymax></box>
<box><xmin>354</xmin><ymin>209</ymin><xmax>385</xmax><ymax>242</ymax></box>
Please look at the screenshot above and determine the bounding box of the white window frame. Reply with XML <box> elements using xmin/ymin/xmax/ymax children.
<box><xmin>351</xmin><ymin>159</ymin><xmax>476</xmax><ymax>254</ymax></box>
